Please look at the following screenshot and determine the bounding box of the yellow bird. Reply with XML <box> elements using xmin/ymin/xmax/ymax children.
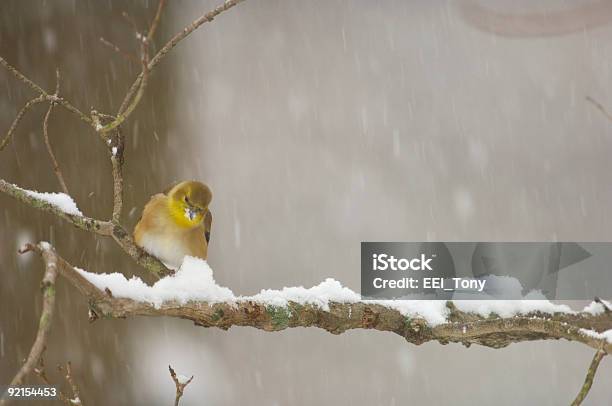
<box><xmin>134</xmin><ymin>181</ymin><xmax>212</xmax><ymax>268</ymax></box>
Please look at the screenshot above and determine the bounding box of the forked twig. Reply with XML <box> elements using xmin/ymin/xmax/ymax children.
<box><xmin>33</xmin><ymin>354</ymin><xmax>73</xmax><ymax>406</ymax></box>
<box><xmin>169</xmin><ymin>365</ymin><xmax>194</xmax><ymax>406</ymax></box>
<box><xmin>58</xmin><ymin>362</ymin><xmax>82</xmax><ymax>406</ymax></box>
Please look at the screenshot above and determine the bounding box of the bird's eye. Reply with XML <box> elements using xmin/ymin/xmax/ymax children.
<box><xmin>184</xmin><ymin>196</ymin><xmax>189</xmax><ymax>204</ymax></box>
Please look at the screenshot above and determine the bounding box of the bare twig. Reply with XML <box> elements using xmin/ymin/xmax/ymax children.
<box><xmin>42</xmin><ymin>69</ymin><xmax>70</xmax><ymax>195</ymax></box>
<box><xmin>33</xmin><ymin>355</ymin><xmax>73</xmax><ymax>406</ymax></box>
<box><xmin>103</xmin><ymin>23</ymin><xmax>151</xmax><ymax>134</ymax></box>
<box><xmin>147</xmin><ymin>0</ymin><xmax>167</xmax><ymax>44</ymax></box>
<box><xmin>116</xmin><ymin>0</ymin><xmax>245</xmax><ymax>121</ymax></box>
<box><xmin>586</xmin><ymin>96</ymin><xmax>612</xmax><ymax>123</ymax></box>
<box><xmin>571</xmin><ymin>349</ymin><xmax>607</xmax><ymax>406</ymax></box>
<box><xmin>169</xmin><ymin>365</ymin><xmax>194</xmax><ymax>406</ymax></box>
<box><xmin>121</xmin><ymin>11</ymin><xmax>141</xmax><ymax>36</ymax></box>
<box><xmin>58</xmin><ymin>362</ymin><xmax>83</xmax><ymax>406</ymax></box>
<box><xmin>0</xmin><ymin>95</ymin><xmax>45</xmax><ymax>151</ymax></box>
<box><xmin>0</xmin><ymin>243</ymin><xmax>59</xmax><ymax>406</ymax></box>
<box><xmin>0</xmin><ymin>56</ymin><xmax>92</xmax><ymax>125</ymax></box>
<box><xmin>99</xmin><ymin>37</ymin><xmax>139</xmax><ymax>63</ymax></box>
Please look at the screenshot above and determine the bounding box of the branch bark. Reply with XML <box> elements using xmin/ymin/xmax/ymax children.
<box><xmin>0</xmin><ymin>179</ymin><xmax>172</xmax><ymax>278</ymax></box>
<box><xmin>26</xmin><ymin>243</ymin><xmax>612</xmax><ymax>354</ymax></box>
<box><xmin>571</xmin><ymin>349</ymin><xmax>607</xmax><ymax>405</ymax></box>
<box><xmin>42</xmin><ymin>69</ymin><xmax>70</xmax><ymax>195</ymax></box>
<box><xmin>0</xmin><ymin>56</ymin><xmax>92</xmax><ymax>126</ymax></box>
<box><xmin>0</xmin><ymin>243</ymin><xmax>59</xmax><ymax>406</ymax></box>
<box><xmin>115</xmin><ymin>0</ymin><xmax>245</xmax><ymax>120</ymax></box>
<box><xmin>9</xmin><ymin>242</ymin><xmax>612</xmax><ymax>406</ymax></box>
<box><xmin>169</xmin><ymin>365</ymin><xmax>193</xmax><ymax>406</ymax></box>
<box><xmin>0</xmin><ymin>95</ymin><xmax>45</xmax><ymax>151</ymax></box>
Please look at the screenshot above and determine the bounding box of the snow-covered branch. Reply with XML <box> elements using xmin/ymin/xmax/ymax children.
<box><xmin>26</xmin><ymin>243</ymin><xmax>612</xmax><ymax>354</ymax></box>
<box><xmin>0</xmin><ymin>180</ymin><xmax>172</xmax><ymax>278</ymax></box>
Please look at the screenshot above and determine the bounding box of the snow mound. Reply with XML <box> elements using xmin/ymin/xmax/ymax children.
<box><xmin>76</xmin><ymin>256</ymin><xmax>234</xmax><ymax>308</ymax></box>
<box><xmin>18</xmin><ymin>185</ymin><xmax>83</xmax><ymax>216</ymax></box>
<box><xmin>582</xmin><ymin>299</ymin><xmax>612</xmax><ymax>315</ymax></box>
<box><xmin>246</xmin><ymin>278</ymin><xmax>361</xmax><ymax>311</ymax></box>
<box><xmin>579</xmin><ymin>328</ymin><xmax>612</xmax><ymax>343</ymax></box>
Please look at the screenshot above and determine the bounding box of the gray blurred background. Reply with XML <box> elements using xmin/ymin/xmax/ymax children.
<box><xmin>1</xmin><ymin>0</ymin><xmax>612</xmax><ymax>404</ymax></box>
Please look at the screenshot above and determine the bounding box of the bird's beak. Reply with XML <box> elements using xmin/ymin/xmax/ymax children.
<box><xmin>185</xmin><ymin>207</ymin><xmax>197</xmax><ymax>221</ymax></box>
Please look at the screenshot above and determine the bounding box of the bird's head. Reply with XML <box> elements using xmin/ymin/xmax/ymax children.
<box><xmin>167</xmin><ymin>181</ymin><xmax>212</xmax><ymax>228</ymax></box>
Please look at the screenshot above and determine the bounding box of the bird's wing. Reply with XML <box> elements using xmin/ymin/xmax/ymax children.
<box><xmin>134</xmin><ymin>193</ymin><xmax>165</xmax><ymax>227</ymax></box>
<box><xmin>204</xmin><ymin>210</ymin><xmax>212</xmax><ymax>244</ymax></box>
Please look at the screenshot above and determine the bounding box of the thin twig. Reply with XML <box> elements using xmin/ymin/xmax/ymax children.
<box><xmin>147</xmin><ymin>0</ymin><xmax>167</xmax><ymax>44</ymax></box>
<box><xmin>586</xmin><ymin>96</ymin><xmax>612</xmax><ymax>122</ymax></box>
<box><xmin>34</xmin><ymin>354</ymin><xmax>72</xmax><ymax>406</ymax></box>
<box><xmin>0</xmin><ymin>243</ymin><xmax>59</xmax><ymax>406</ymax></box>
<box><xmin>169</xmin><ymin>365</ymin><xmax>194</xmax><ymax>406</ymax></box>
<box><xmin>0</xmin><ymin>95</ymin><xmax>45</xmax><ymax>151</ymax></box>
<box><xmin>58</xmin><ymin>362</ymin><xmax>82</xmax><ymax>406</ymax></box>
<box><xmin>121</xmin><ymin>11</ymin><xmax>141</xmax><ymax>36</ymax></box>
<box><xmin>571</xmin><ymin>349</ymin><xmax>607</xmax><ymax>406</ymax></box>
<box><xmin>42</xmin><ymin>70</ymin><xmax>70</xmax><ymax>195</ymax></box>
<box><xmin>0</xmin><ymin>56</ymin><xmax>92</xmax><ymax>125</ymax></box>
<box><xmin>115</xmin><ymin>0</ymin><xmax>245</xmax><ymax>121</ymax></box>
<box><xmin>99</xmin><ymin>37</ymin><xmax>139</xmax><ymax>63</ymax></box>
<box><xmin>102</xmin><ymin>26</ymin><xmax>150</xmax><ymax>134</ymax></box>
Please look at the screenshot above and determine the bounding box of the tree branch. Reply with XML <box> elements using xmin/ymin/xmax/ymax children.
<box><xmin>58</xmin><ymin>362</ymin><xmax>83</xmax><ymax>406</ymax></box>
<box><xmin>0</xmin><ymin>179</ymin><xmax>111</xmax><ymax>234</ymax></box>
<box><xmin>115</xmin><ymin>0</ymin><xmax>245</xmax><ymax>120</ymax></box>
<box><xmin>99</xmin><ymin>37</ymin><xmax>140</xmax><ymax>63</ymax></box>
<box><xmin>33</xmin><ymin>355</ymin><xmax>74</xmax><ymax>406</ymax></box>
<box><xmin>0</xmin><ymin>56</ymin><xmax>92</xmax><ymax>126</ymax></box>
<box><xmin>42</xmin><ymin>69</ymin><xmax>70</xmax><ymax>195</ymax></box>
<box><xmin>571</xmin><ymin>349</ymin><xmax>607</xmax><ymax>406</ymax></box>
<box><xmin>0</xmin><ymin>243</ymin><xmax>59</xmax><ymax>406</ymax></box>
<box><xmin>0</xmin><ymin>180</ymin><xmax>172</xmax><ymax>278</ymax></box>
<box><xmin>168</xmin><ymin>365</ymin><xmax>193</xmax><ymax>406</ymax></box>
<box><xmin>25</xmin><ymin>243</ymin><xmax>612</xmax><ymax>354</ymax></box>
<box><xmin>10</xmin><ymin>242</ymin><xmax>611</xmax><ymax>405</ymax></box>
<box><xmin>0</xmin><ymin>95</ymin><xmax>45</xmax><ymax>151</ymax></box>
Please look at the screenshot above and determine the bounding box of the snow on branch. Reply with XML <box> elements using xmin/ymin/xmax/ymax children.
<box><xmin>26</xmin><ymin>243</ymin><xmax>612</xmax><ymax>354</ymax></box>
<box><xmin>0</xmin><ymin>179</ymin><xmax>172</xmax><ymax>278</ymax></box>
